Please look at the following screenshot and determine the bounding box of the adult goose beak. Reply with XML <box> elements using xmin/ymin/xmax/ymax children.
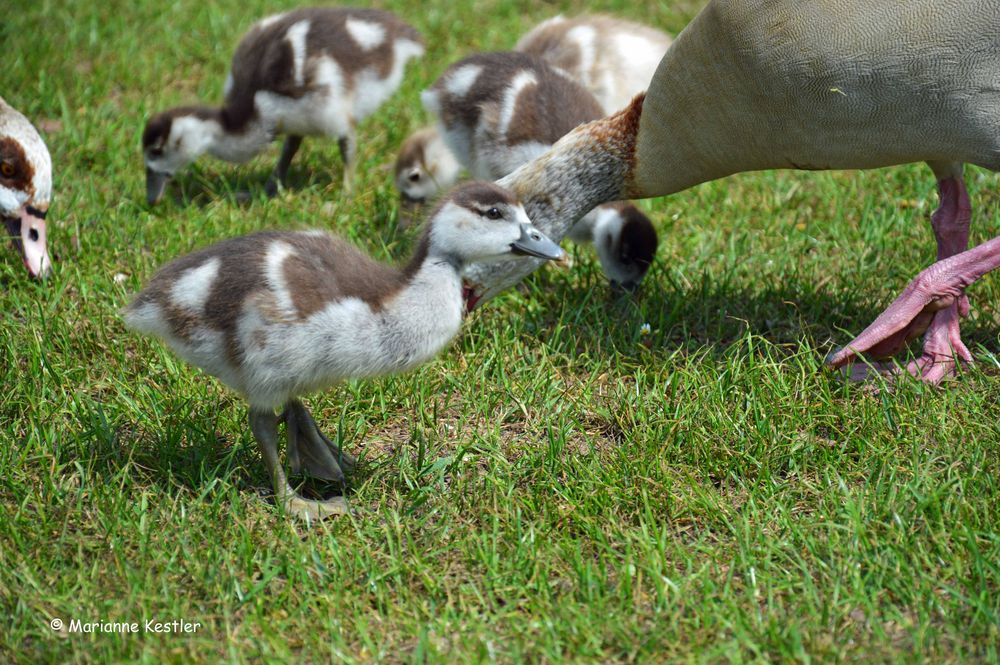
<box><xmin>510</xmin><ymin>223</ymin><xmax>564</xmax><ymax>261</ymax></box>
<box><xmin>5</xmin><ymin>205</ymin><xmax>50</xmax><ymax>278</ymax></box>
<box><xmin>146</xmin><ymin>167</ymin><xmax>171</xmax><ymax>205</ymax></box>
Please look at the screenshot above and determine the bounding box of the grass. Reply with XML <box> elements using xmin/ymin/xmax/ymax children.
<box><xmin>2</xmin><ymin>0</ymin><xmax>999</xmax><ymax>662</ymax></box>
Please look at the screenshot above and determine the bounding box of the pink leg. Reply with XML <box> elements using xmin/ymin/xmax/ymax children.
<box><xmin>905</xmin><ymin>170</ymin><xmax>973</xmax><ymax>381</ymax></box>
<box><xmin>827</xmin><ymin>235</ymin><xmax>1000</xmax><ymax>373</ymax></box>
<box><xmin>828</xmin><ymin>165</ymin><xmax>975</xmax><ymax>383</ymax></box>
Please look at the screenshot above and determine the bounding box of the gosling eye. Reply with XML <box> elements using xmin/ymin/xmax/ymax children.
<box><xmin>485</xmin><ymin>207</ymin><xmax>502</xmax><ymax>220</ymax></box>
<box><xmin>407</xmin><ymin>171</ymin><xmax>421</xmax><ymax>183</ymax></box>
<box><xmin>149</xmin><ymin>147</ymin><xmax>164</xmax><ymax>158</ymax></box>
<box><xmin>0</xmin><ymin>162</ymin><xmax>14</xmax><ymax>178</ymax></box>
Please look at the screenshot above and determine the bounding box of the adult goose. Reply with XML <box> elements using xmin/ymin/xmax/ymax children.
<box><xmin>460</xmin><ymin>0</ymin><xmax>1000</xmax><ymax>383</ymax></box>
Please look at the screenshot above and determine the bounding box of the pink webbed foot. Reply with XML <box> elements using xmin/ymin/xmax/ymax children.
<box><xmin>899</xmin><ymin>303</ymin><xmax>973</xmax><ymax>384</ymax></box>
<box><xmin>828</xmin><ymin>309</ymin><xmax>971</xmax><ymax>387</ymax></box>
<box><xmin>826</xmin><ymin>167</ymin><xmax>984</xmax><ymax>385</ymax></box>
<box><xmin>827</xmin><ymin>236</ymin><xmax>1000</xmax><ymax>383</ymax></box>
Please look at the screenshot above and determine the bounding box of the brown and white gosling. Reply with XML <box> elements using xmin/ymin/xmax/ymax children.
<box><xmin>122</xmin><ymin>181</ymin><xmax>563</xmax><ymax>520</ymax></box>
<box><xmin>515</xmin><ymin>14</ymin><xmax>672</xmax><ymax>116</ymax></box>
<box><xmin>394</xmin><ymin>14</ymin><xmax>670</xmax><ymax>211</ymax></box>
<box><xmin>1</xmin><ymin>96</ymin><xmax>51</xmax><ymax>278</ymax></box>
<box><xmin>421</xmin><ymin>51</ymin><xmax>658</xmax><ymax>289</ymax></box>
<box><xmin>143</xmin><ymin>7</ymin><xmax>424</xmax><ymax>204</ymax></box>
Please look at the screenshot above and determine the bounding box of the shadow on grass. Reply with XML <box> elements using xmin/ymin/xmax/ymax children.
<box><xmin>157</xmin><ymin>163</ymin><xmax>347</xmax><ymax>209</ymax></box>
<box><xmin>66</xmin><ymin>397</ymin><xmax>368</xmax><ymax>504</ymax></box>
<box><xmin>65</xmin><ymin>265</ymin><xmax>999</xmax><ymax>502</ymax></box>
<box><xmin>521</xmin><ymin>262</ymin><xmax>1000</xmax><ymax>365</ymax></box>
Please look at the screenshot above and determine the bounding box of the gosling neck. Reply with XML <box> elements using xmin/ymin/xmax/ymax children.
<box><xmin>198</xmin><ymin>107</ymin><xmax>271</xmax><ymax>164</ymax></box>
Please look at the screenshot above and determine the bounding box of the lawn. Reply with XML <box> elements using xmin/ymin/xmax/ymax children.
<box><xmin>2</xmin><ymin>0</ymin><xmax>999</xmax><ymax>662</ymax></box>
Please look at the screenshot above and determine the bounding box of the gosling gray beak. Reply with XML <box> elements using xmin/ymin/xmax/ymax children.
<box><xmin>146</xmin><ymin>167</ymin><xmax>170</xmax><ymax>205</ymax></box>
<box><xmin>398</xmin><ymin>193</ymin><xmax>425</xmax><ymax>229</ymax></box>
<box><xmin>400</xmin><ymin>191</ymin><xmax>425</xmax><ymax>208</ymax></box>
<box><xmin>510</xmin><ymin>223</ymin><xmax>564</xmax><ymax>261</ymax></box>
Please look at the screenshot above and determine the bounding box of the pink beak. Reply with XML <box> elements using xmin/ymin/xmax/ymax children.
<box><xmin>5</xmin><ymin>205</ymin><xmax>51</xmax><ymax>278</ymax></box>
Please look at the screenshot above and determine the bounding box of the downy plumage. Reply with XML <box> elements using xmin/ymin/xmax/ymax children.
<box><xmin>1</xmin><ymin>96</ymin><xmax>52</xmax><ymax>278</ymax></box>
<box><xmin>143</xmin><ymin>7</ymin><xmax>424</xmax><ymax>203</ymax></box>
<box><xmin>123</xmin><ymin>181</ymin><xmax>564</xmax><ymax>520</ymax></box>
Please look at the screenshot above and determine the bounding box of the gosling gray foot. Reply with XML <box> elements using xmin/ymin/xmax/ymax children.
<box><xmin>284</xmin><ymin>400</ymin><xmax>356</xmax><ymax>481</ymax></box>
<box><xmin>249</xmin><ymin>407</ymin><xmax>349</xmax><ymax>521</ymax></box>
<box><xmin>265</xmin><ymin>135</ymin><xmax>303</xmax><ymax>197</ymax></box>
<box><xmin>338</xmin><ymin>131</ymin><xmax>355</xmax><ymax>193</ymax></box>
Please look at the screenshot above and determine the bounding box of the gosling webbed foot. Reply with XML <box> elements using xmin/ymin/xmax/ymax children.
<box><xmin>284</xmin><ymin>400</ymin><xmax>356</xmax><ymax>480</ymax></box>
<box><xmin>283</xmin><ymin>494</ymin><xmax>350</xmax><ymax>521</ymax></box>
<box><xmin>250</xmin><ymin>407</ymin><xmax>349</xmax><ymax>522</ymax></box>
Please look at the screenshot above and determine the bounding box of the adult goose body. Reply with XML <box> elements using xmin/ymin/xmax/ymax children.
<box><xmin>123</xmin><ymin>182</ymin><xmax>563</xmax><ymax>520</ymax></box>
<box><xmin>143</xmin><ymin>7</ymin><xmax>424</xmax><ymax>203</ymax></box>
<box><xmin>461</xmin><ymin>0</ymin><xmax>1000</xmax><ymax>382</ymax></box>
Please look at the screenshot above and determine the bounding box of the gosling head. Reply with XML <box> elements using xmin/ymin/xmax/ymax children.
<box><xmin>142</xmin><ymin>107</ymin><xmax>220</xmax><ymax>205</ymax></box>
<box><xmin>394</xmin><ymin>126</ymin><xmax>461</xmax><ymax>225</ymax></box>
<box><xmin>0</xmin><ymin>98</ymin><xmax>52</xmax><ymax>278</ymax></box>
<box><xmin>593</xmin><ymin>202</ymin><xmax>658</xmax><ymax>291</ymax></box>
<box><xmin>428</xmin><ymin>181</ymin><xmax>564</xmax><ymax>266</ymax></box>
<box><xmin>395</xmin><ymin>129</ymin><xmax>438</xmax><ymax>205</ymax></box>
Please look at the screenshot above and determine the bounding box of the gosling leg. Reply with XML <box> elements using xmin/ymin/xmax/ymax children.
<box><xmin>289</xmin><ymin>400</ymin><xmax>356</xmax><ymax>474</ymax></box>
<box><xmin>265</xmin><ymin>135</ymin><xmax>303</xmax><ymax>197</ymax></box>
<box><xmin>338</xmin><ymin>129</ymin><xmax>356</xmax><ymax>193</ymax></box>
<box><xmin>249</xmin><ymin>407</ymin><xmax>348</xmax><ymax>521</ymax></box>
<box><xmin>284</xmin><ymin>400</ymin><xmax>352</xmax><ymax>482</ymax></box>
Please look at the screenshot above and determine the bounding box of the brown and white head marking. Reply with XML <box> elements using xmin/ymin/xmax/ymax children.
<box><xmin>1</xmin><ymin>96</ymin><xmax>52</xmax><ymax>278</ymax></box>
<box><xmin>393</xmin><ymin>126</ymin><xmax>462</xmax><ymax>214</ymax></box>
<box><xmin>142</xmin><ymin>107</ymin><xmax>223</xmax><ymax>204</ymax></box>
<box><xmin>426</xmin><ymin>181</ymin><xmax>564</xmax><ymax>267</ymax></box>
<box><xmin>589</xmin><ymin>201</ymin><xmax>658</xmax><ymax>290</ymax></box>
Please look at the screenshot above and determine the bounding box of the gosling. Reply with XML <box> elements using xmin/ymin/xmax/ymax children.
<box><xmin>123</xmin><ymin>181</ymin><xmax>564</xmax><ymax>520</ymax></box>
<box><xmin>143</xmin><ymin>7</ymin><xmax>424</xmax><ymax>204</ymax></box>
